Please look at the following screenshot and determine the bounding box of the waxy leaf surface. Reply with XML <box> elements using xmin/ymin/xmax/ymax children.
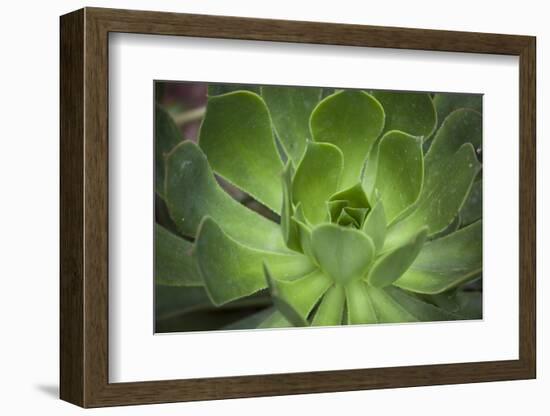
<box><xmin>165</xmin><ymin>141</ymin><xmax>287</xmax><ymax>252</ymax></box>
<box><xmin>310</xmin><ymin>91</ymin><xmax>384</xmax><ymax>188</ymax></box>
<box><xmin>196</xmin><ymin>218</ymin><xmax>314</xmax><ymax>305</ymax></box>
<box><xmin>261</xmin><ymin>86</ymin><xmax>322</xmax><ymax>163</ymax></box>
<box><xmin>395</xmin><ymin>220</ymin><xmax>482</xmax><ymax>294</ymax></box>
<box><xmin>199</xmin><ymin>91</ymin><xmax>284</xmax><ymax>212</ymax></box>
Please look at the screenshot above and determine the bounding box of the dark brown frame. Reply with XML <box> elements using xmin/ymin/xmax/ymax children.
<box><xmin>60</xmin><ymin>7</ymin><xmax>536</xmax><ymax>408</ymax></box>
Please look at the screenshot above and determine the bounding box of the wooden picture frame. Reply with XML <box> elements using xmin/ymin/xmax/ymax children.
<box><xmin>60</xmin><ymin>7</ymin><xmax>536</xmax><ymax>408</ymax></box>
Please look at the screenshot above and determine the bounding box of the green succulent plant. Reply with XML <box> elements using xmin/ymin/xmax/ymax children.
<box><xmin>155</xmin><ymin>84</ymin><xmax>483</xmax><ymax>332</ymax></box>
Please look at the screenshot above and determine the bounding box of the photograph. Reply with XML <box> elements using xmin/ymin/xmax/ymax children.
<box><xmin>0</xmin><ymin>0</ymin><xmax>542</xmax><ymax>412</ymax></box>
<box><xmin>154</xmin><ymin>82</ymin><xmax>483</xmax><ymax>333</ymax></box>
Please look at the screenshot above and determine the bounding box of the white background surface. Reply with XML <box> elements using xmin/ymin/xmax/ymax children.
<box><xmin>110</xmin><ymin>34</ymin><xmax>519</xmax><ymax>382</ymax></box>
<box><xmin>0</xmin><ymin>0</ymin><xmax>546</xmax><ymax>414</ymax></box>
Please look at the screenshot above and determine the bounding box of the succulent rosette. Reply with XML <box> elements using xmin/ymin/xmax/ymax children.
<box><xmin>155</xmin><ymin>85</ymin><xmax>482</xmax><ymax>331</ymax></box>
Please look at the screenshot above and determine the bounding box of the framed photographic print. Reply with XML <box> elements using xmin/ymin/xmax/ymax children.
<box><xmin>60</xmin><ymin>7</ymin><xmax>536</xmax><ymax>408</ymax></box>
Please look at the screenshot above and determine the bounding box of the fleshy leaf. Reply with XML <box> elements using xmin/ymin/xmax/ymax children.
<box><xmin>208</xmin><ymin>84</ymin><xmax>260</xmax><ymax>96</ymax></box>
<box><xmin>329</xmin><ymin>182</ymin><xmax>370</xmax><ymax>208</ymax></box>
<box><xmin>456</xmin><ymin>290</ymin><xmax>483</xmax><ymax>319</ymax></box>
<box><xmin>310</xmin><ymin>91</ymin><xmax>385</xmax><ymax>188</ymax></box>
<box><xmin>394</xmin><ymin>220</ymin><xmax>482</xmax><ymax>294</ymax></box>
<box><xmin>362</xmin><ymin>201</ymin><xmax>387</xmax><ymax>252</ymax></box>
<box><xmin>367</xmin><ymin>227</ymin><xmax>428</xmax><ymax>287</ymax></box>
<box><xmin>311</xmin><ymin>224</ymin><xmax>375</xmax><ymax>285</ymax></box>
<box><xmin>195</xmin><ymin>218</ymin><xmax>314</xmax><ymax>305</ymax></box>
<box><xmin>373</xmin><ymin>131</ymin><xmax>424</xmax><ymax>222</ymax></box>
<box><xmin>264</xmin><ymin>264</ymin><xmax>309</xmax><ymax>327</ymax></box>
<box><xmin>312</xmin><ymin>285</ymin><xmax>345</xmax><ymax>326</ymax></box>
<box><xmin>261</xmin><ymin>86</ymin><xmax>322</xmax><ymax>163</ymax></box>
<box><xmin>384</xmin><ymin>143</ymin><xmax>481</xmax><ymax>251</ymax></box>
<box><xmin>293</xmin><ymin>141</ymin><xmax>344</xmax><ymax>224</ymax></box>
<box><xmin>164</xmin><ymin>141</ymin><xmax>288</xmax><ymax>252</ymax></box>
<box><xmin>336</xmin><ymin>209</ymin><xmax>359</xmax><ymax>228</ymax></box>
<box><xmin>366</xmin><ymin>286</ymin><xmax>454</xmax><ymax>323</ymax></box>
<box><xmin>424</xmin><ymin>109</ymin><xmax>482</xmax><ymax>189</ymax></box>
<box><xmin>362</xmin><ymin>142</ymin><xmax>379</xmax><ymax>200</ymax></box>
<box><xmin>460</xmin><ymin>179</ymin><xmax>482</xmax><ymax>226</ymax></box>
<box><xmin>155</xmin><ymin>224</ymin><xmax>202</xmax><ymax>286</ymax></box>
<box><xmin>199</xmin><ymin>91</ymin><xmax>284</xmax><ymax>212</ymax></box>
<box><xmin>371</xmin><ymin>91</ymin><xmax>436</xmax><ymax>138</ymax></box>
<box><xmin>382</xmin><ymin>286</ymin><xmax>456</xmax><ymax>321</ymax></box>
<box><xmin>430</xmin><ymin>214</ymin><xmax>461</xmax><ymax>242</ymax></box>
<box><xmin>292</xmin><ymin>203</ymin><xmax>315</xmax><ymax>261</ymax></box>
<box><xmin>346</xmin><ymin>280</ymin><xmax>377</xmax><ymax>324</ymax></box>
<box><xmin>223</xmin><ymin>307</ymin><xmax>276</xmax><ymax>330</ymax></box>
<box><xmin>155</xmin><ymin>104</ymin><xmax>183</xmax><ymax>197</ymax></box>
<box><xmin>420</xmin><ymin>290</ymin><xmax>461</xmax><ymax>314</ymax></box>
<box><xmin>433</xmin><ymin>93</ymin><xmax>482</xmax><ymax>131</ymax></box>
<box><xmin>343</xmin><ymin>207</ymin><xmax>369</xmax><ymax>227</ymax></box>
<box><xmin>366</xmin><ymin>285</ymin><xmax>416</xmax><ymax>323</ymax></box>
<box><xmin>328</xmin><ymin>200</ymin><xmax>348</xmax><ymax>222</ymax></box>
<box><xmin>266</xmin><ymin>267</ymin><xmax>332</xmax><ymax>321</ymax></box>
<box><xmin>281</xmin><ymin>162</ymin><xmax>301</xmax><ymax>251</ymax></box>
<box><xmin>257</xmin><ymin>311</ymin><xmax>292</xmax><ymax>329</ymax></box>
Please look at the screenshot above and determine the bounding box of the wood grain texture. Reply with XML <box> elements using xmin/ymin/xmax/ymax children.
<box><xmin>59</xmin><ymin>7</ymin><xmax>537</xmax><ymax>408</ymax></box>
<box><xmin>59</xmin><ymin>8</ymin><xmax>84</xmax><ymax>406</ymax></box>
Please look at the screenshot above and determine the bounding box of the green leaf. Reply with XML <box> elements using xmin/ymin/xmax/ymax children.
<box><xmin>155</xmin><ymin>224</ymin><xmax>202</xmax><ymax>286</ymax></box>
<box><xmin>366</xmin><ymin>285</ymin><xmax>416</xmax><ymax>323</ymax></box>
<box><xmin>429</xmin><ymin>212</ymin><xmax>461</xmax><ymax>240</ymax></box>
<box><xmin>384</xmin><ymin>143</ymin><xmax>481</xmax><ymax>251</ymax></box>
<box><xmin>346</xmin><ymin>280</ymin><xmax>377</xmax><ymax>324</ymax></box>
<box><xmin>367</xmin><ymin>227</ymin><xmax>428</xmax><ymax>287</ymax></box>
<box><xmin>311</xmin><ymin>224</ymin><xmax>375</xmax><ymax>285</ymax></box>
<box><xmin>208</xmin><ymin>84</ymin><xmax>260</xmax><ymax>96</ymax></box>
<box><xmin>265</xmin><ymin>265</ymin><xmax>333</xmax><ymax>327</ymax></box>
<box><xmin>362</xmin><ymin>201</ymin><xmax>387</xmax><ymax>252</ymax></box>
<box><xmin>261</xmin><ymin>86</ymin><xmax>322</xmax><ymax>163</ymax></box>
<box><xmin>222</xmin><ymin>307</ymin><xmax>276</xmax><ymax>330</ymax></box>
<box><xmin>394</xmin><ymin>221</ymin><xmax>482</xmax><ymax>294</ymax></box>
<box><xmin>266</xmin><ymin>268</ymin><xmax>332</xmax><ymax>321</ymax></box>
<box><xmin>344</xmin><ymin>207</ymin><xmax>369</xmax><ymax>226</ymax></box>
<box><xmin>257</xmin><ymin>311</ymin><xmax>293</xmax><ymax>329</ymax></box>
<box><xmin>456</xmin><ymin>290</ymin><xmax>483</xmax><ymax>319</ymax></box>
<box><xmin>155</xmin><ymin>284</ymin><xmax>213</xmax><ymax>321</ymax></box>
<box><xmin>329</xmin><ymin>182</ymin><xmax>370</xmax><ymax>209</ymax></box>
<box><xmin>424</xmin><ymin>109</ymin><xmax>482</xmax><ymax>190</ymax></box>
<box><xmin>371</xmin><ymin>91</ymin><xmax>437</xmax><ymax>138</ymax></box>
<box><xmin>195</xmin><ymin>217</ymin><xmax>314</xmax><ymax>305</ymax></box>
<box><xmin>328</xmin><ymin>200</ymin><xmax>348</xmax><ymax>222</ymax></box>
<box><xmin>281</xmin><ymin>163</ymin><xmax>301</xmax><ymax>251</ymax></box>
<box><xmin>155</xmin><ymin>104</ymin><xmax>183</xmax><ymax>197</ymax></box>
<box><xmin>292</xmin><ymin>141</ymin><xmax>344</xmax><ymax>224</ymax></box>
<box><xmin>382</xmin><ymin>286</ymin><xmax>456</xmax><ymax>322</ymax></box>
<box><xmin>372</xmin><ymin>131</ymin><xmax>424</xmax><ymax>222</ymax></box>
<box><xmin>264</xmin><ymin>264</ymin><xmax>309</xmax><ymax>327</ymax></box>
<box><xmin>366</xmin><ymin>286</ymin><xmax>454</xmax><ymax>323</ymax></box>
<box><xmin>362</xmin><ymin>142</ymin><xmax>379</xmax><ymax>199</ymax></box>
<box><xmin>420</xmin><ymin>290</ymin><xmax>461</xmax><ymax>314</ymax></box>
<box><xmin>433</xmin><ymin>93</ymin><xmax>482</xmax><ymax>131</ymax></box>
<box><xmin>310</xmin><ymin>91</ymin><xmax>385</xmax><ymax>189</ymax></box>
<box><xmin>336</xmin><ymin>209</ymin><xmax>359</xmax><ymax>228</ymax></box>
<box><xmin>199</xmin><ymin>91</ymin><xmax>284</xmax><ymax>212</ymax></box>
<box><xmin>164</xmin><ymin>141</ymin><xmax>288</xmax><ymax>252</ymax></box>
<box><xmin>312</xmin><ymin>285</ymin><xmax>345</xmax><ymax>326</ymax></box>
<box><xmin>292</xmin><ymin>203</ymin><xmax>315</xmax><ymax>261</ymax></box>
<box><xmin>460</xmin><ymin>179</ymin><xmax>482</xmax><ymax>226</ymax></box>
<box><xmin>155</xmin><ymin>193</ymin><xmax>179</xmax><ymax>235</ymax></box>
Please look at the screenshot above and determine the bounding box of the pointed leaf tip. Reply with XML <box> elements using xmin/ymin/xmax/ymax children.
<box><xmin>368</xmin><ymin>227</ymin><xmax>428</xmax><ymax>287</ymax></box>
